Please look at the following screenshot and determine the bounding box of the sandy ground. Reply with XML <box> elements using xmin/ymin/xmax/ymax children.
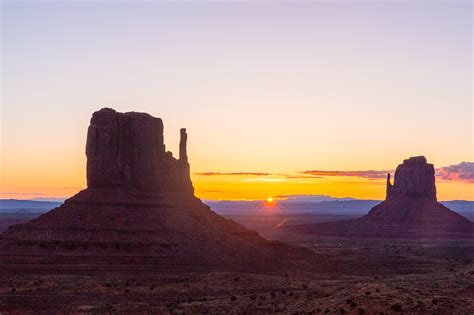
<box><xmin>1</xmin><ymin>239</ymin><xmax>473</xmax><ymax>313</ymax></box>
<box><xmin>0</xmin><ymin>214</ymin><xmax>473</xmax><ymax>313</ymax></box>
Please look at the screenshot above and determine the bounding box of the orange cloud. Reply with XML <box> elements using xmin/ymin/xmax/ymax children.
<box><xmin>195</xmin><ymin>172</ymin><xmax>272</xmax><ymax>176</ymax></box>
<box><xmin>302</xmin><ymin>170</ymin><xmax>390</xmax><ymax>180</ymax></box>
<box><xmin>436</xmin><ymin>162</ymin><xmax>474</xmax><ymax>183</ymax></box>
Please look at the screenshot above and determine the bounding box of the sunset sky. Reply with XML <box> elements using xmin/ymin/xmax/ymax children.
<box><xmin>1</xmin><ymin>1</ymin><xmax>473</xmax><ymax>201</ymax></box>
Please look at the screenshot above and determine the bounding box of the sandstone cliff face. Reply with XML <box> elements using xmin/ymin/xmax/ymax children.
<box><xmin>0</xmin><ymin>108</ymin><xmax>313</xmax><ymax>273</ymax></box>
<box><xmin>86</xmin><ymin>108</ymin><xmax>193</xmax><ymax>195</ymax></box>
<box><xmin>386</xmin><ymin>156</ymin><xmax>436</xmax><ymax>201</ymax></box>
<box><xmin>291</xmin><ymin>156</ymin><xmax>473</xmax><ymax>239</ymax></box>
<box><xmin>369</xmin><ymin>156</ymin><xmax>465</xmax><ymax>225</ymax></box>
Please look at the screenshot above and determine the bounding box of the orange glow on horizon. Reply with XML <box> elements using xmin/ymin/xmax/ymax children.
<box><xmin>1</xmin><ymin>169</ymin><xmax>472</xmax><ymax>201</ymax></box>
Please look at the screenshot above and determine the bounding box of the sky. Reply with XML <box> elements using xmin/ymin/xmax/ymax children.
<box><xmin>1</xmin><ymin>1</ymin><xmax>473</xmax><ymax>201</ymax></box>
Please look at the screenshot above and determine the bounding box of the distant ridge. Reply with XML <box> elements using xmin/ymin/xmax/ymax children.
<box><xmin>2</xmin><ymin>198</ymin><xmax>473</xmax><ymax>221</ymax></box>
<box><xmin>0</xmin><ymin>199</ymin><xmax>62</xmax><ymax>213</ymax></box>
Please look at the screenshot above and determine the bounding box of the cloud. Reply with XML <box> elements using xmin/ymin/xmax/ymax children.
<box><xmin>195</xmin><ymin>172</ymin><xmax>272</xmax><ymax>176</ymax></box>
<box><xmin>436</xmin><ymin>162</ymin><xmax>474</xmax><ymax>183</ymax></box>
<box><xmin>302</xmin><ymin>170</ymin><xmax>390</xmax><ymax>179</ymax></box>
<box><xmin>284</xmin><ymin>174</ymin><xmax>324</xmax><ymax>179</ymax></box>
<box><xmin>196</xmin><ymin>162</ymin><xmax>474</xmax><ymax>183</ymax></box>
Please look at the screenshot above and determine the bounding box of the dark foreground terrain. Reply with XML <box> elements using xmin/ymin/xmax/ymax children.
<box><xmin>1</xmin><ymin>214</ymin><xmax>473</xmax><ymax>314</ymax></box>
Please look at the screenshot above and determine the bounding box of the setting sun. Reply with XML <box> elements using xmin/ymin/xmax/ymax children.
<box><xmin>266</xmin><ymin>197</ymin><xmax>274</xmax><ymax>203</ymax></box>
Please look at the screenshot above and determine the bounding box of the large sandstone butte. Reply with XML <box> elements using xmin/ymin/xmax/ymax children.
<box><xmin>85</xmin><ymin>108</ymin><xmax>193</xmax><ymax>195</ymax></box>
<box><xmin>290</xmin><ymin>156</ymin><xmax>474</xmax><ymax>239</ymax></box>
<box><xmin>0</xmin><ymin>108</ymin><xmax>313</xmax><ymax>274</ymax></box>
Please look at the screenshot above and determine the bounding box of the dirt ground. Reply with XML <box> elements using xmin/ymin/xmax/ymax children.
<box><xmin>1</xmin><ymin>237</ymin><xmax>473</xmax><ymax>314</ymax></box>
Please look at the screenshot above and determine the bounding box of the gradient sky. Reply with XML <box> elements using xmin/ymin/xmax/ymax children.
<box><xmin>1</xmin><ymin>1</ymin><xmax>473</xmax><ymax>201</ymax></box>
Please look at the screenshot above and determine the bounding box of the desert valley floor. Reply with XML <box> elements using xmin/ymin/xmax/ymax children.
<box><xmin>1</xmin><ymin>213</ymin><xmax>473</xmax><ymax>314</ymax></box>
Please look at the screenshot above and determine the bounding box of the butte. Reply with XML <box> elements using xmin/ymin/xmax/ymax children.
<box><xmin>0</xmin><ymin>108</ymin><xmax>313</xmax><ymax>275</ymax></box>
<box><xmin>290</xmin><ymin>156</ymin><xmax>474</xmax><ymax>239</ymax></box>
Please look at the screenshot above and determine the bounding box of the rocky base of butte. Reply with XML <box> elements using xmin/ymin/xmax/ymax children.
<box><xmin>0</xmin><ymin>108</ymin><xmax>314</xmax><ymax>274</ymax></box>
<box><xmin>289</xmin><ymin>156</ymin><xmax>474</xmax><ymax>239</ymax></box>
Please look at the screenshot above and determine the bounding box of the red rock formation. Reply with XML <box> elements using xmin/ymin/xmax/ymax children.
<box><xmin>0</xmin><ymin>108</ymin><xmax>313</xmax><ymax>274</ymax></box>
<box><xmin>386</xmin><ymin>156</ymin><xmax>436</xmax><ymax>201</ymax></box>
<box><xmin>86</xmin><ymin>108</ymin><xmax>193</xmax><ymax>194</ymax></box>
<box><xmin>291</xmin><ymin>156</ymin><xmax>474</xmax><ymax>239</ymax></box>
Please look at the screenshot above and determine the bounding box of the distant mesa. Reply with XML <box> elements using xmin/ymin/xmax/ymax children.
<box><xmin>0</xmin><ymin>108</ymin><xmax>313</xmax><ymax>274</ymax></box>
<box><xmin>290</xmin><ymin>156</ymin><xmax>474</xmax><ymax>239</ymax></box>
<box><xmin>367</xmin><ymin>156</ymin><xmax>468</xmax><ymax>225</ymax></box>
<box><xmin>386</xmin><ymin>156</ymin><xmax>436</xmax><ymax>201</ymax></box>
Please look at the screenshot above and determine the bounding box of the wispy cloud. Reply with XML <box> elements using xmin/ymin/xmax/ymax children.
<box><xmin>195</xmin><ymin>162</ymin><xmax>474</xmax><ymax>183</ymax></box>
<box><xmin>195</xmin><ymin>172</ymin><xmax>272</xmax><ymax>176</ymax></box>
<box><xmin>436</xmin><ymin>162</ymin><xmax>474</xmax><ymax>183</ymax></box>
<box><xmin>302</xmin><ymin>170</ymin><xmax>390</xmax><ymax>179</ymax></box>
<box><xmin>284</xmin><ymin>174</ymin><xmax>324</xmax><ymax>179</ymax></box>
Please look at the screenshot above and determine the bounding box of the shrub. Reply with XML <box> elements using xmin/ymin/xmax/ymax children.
<box><xmin>390</xmin><ymin>303</ymin><xmax>402</xmax><ymax>311</ymax></box>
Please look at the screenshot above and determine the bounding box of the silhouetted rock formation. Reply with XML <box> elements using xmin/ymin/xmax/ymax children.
<box><xmin>386</xmin><ymin>156</ymin><xmax>436</xmax><ymax>201</ymax></box>
<box><xmin>86</xmin><ymin>108</ymin><xmax>193</xmax><ymax>195</ymax></box>
<box><xmin>0</xmin><ymin>108</ymin><xmax>313</xmax><ymax>274</ymax></box>
<box><xmin>290</xmin><ymin>156</ymin><xmax>474</xmax><ymax>239</ymax></box>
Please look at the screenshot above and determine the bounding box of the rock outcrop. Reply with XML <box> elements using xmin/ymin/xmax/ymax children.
<box><xmin>0</xmin><ymin>108</ymin><xmax>314</xmax><ymax>274</ymax></box>
<box><xmin>290</xmin><ymin>156</ymin><xmax>474</xmax><ymax>239</ymax></box>
<box><xmin>386</xmin><ymin>156</ymin><xmax>436</xmax><ymax>201</ymax></box>
<box><xmin>85</xmin><ymin>108</ymin><xmax>193</xmax><ymax>195</ymax></box>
